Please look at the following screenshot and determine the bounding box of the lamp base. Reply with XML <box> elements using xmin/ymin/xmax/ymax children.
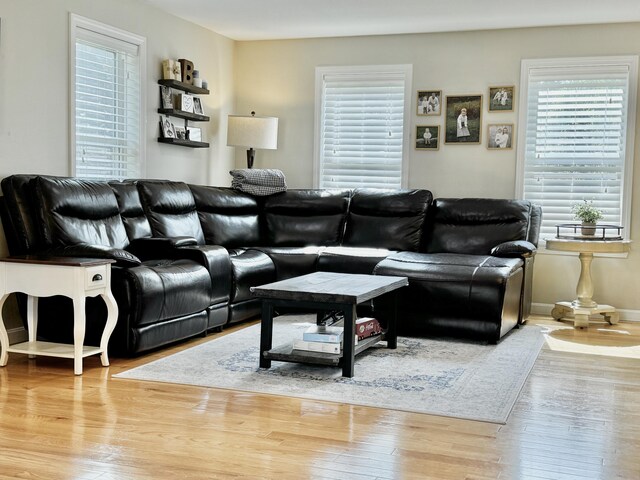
<box><xmin>246</xmin><ymin>148</ymin><xmax>255</xmax><ymax>169</ymax></box>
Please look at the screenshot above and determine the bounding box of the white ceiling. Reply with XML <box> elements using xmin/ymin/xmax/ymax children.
<box><xmin>143</xmin><ymin>0</ymin><xmax>640</xmax><ymax>41</ymax></box>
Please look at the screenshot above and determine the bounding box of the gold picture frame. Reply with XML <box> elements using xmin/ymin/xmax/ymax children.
<box><xmin>417</xmin><ymin>90</ymin><xmax>442</xmax><ymax>116</ymax></box>
<box><xmin>415</xmin><ymin>125</ymin><xmax>440</xmax><ymax>150</ymax></box>
<box><xmin>444</xmin><ymin>95</ymin><xmax>482</xmax><ymax>144</ymax></box>
<box><xmin>487</xmin><ymin>123</ymin><xmax>514</xmax><ymax>149</ymax></box>
<box><xmin>488</xmin><ymin>86</ymin><xmax>515</xmax><ymax>112</ymax></box>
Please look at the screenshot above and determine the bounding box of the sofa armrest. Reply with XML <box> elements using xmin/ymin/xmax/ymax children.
<box><xmin>176</xmin><ymin>245</ymin><xmax>232</xmax><ymax>305</ymax></box>
<box><xmin>51</xmin><ymin>243</ymin><xmax>142</xmax><ymax>267</ymax></box>
<box><xmin>127</xmin><ymin>236</ymin><xmax>198</xmax><ymax>260</ymax></box>
<box><xmin>491</xmin><ymin>240</ymin><xmax>537</xmax><ymax>259</ymax></box>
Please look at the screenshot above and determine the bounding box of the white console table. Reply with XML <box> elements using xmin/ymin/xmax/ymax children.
<box><xmin>546</xmin><ymin>238</ymin><xmax>631</xmax><ymax>328</ymax></box>
<box><xmin>0</xmin><ymin>256</ymin><xmax>118</xmax><ymax>375</ymax></box>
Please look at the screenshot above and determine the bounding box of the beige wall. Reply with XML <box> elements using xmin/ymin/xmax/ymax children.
<box><xmin>235</xmin><ymin>23</ymin><xmax>640</xmax><ymax>313</ymax></box>
<box><xmin>0</xmin><ymin>0</ymin><xmax>236</xmax><ymax>330</ymax></box>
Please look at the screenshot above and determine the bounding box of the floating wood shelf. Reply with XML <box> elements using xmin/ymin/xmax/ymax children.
<box><xmin>157</xmin><ymin>138</ymin><xmax>209</xmax><ymax>148</ymax></box>
<box><xmin>158</xmin><ymin>79</ymin><xmax>209</xmax><ymax>95</ymax></box>
<box><xmin>157</xmin><ymin>108</ymin><xmax>210</xmax><ymax>122</ymax></box>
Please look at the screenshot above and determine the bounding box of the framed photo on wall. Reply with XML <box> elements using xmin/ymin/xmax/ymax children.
<box><xmin>444</xmin><ymin>95</ymin><xmax>482</xmax><ymax>144</ymax></box>
<box><xmin>417</xmin><ymin>90</ymin><xmax>442</xmax><ymax>116</ymax></box>
<box><xmin>415</xmin><ymin>125</ymin><xmax>440</xmax><ymax>150</ymax></box>
<box><xmin>487</xmin><ymin>123</ymin><xmax>514</xmax><ymax>149</ymax></box>
<box><xmin>488</xmin><ymin>86</ymin><xmax>515</xmax><ymax>112</ymax></box>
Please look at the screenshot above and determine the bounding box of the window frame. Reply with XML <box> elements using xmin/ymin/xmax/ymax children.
<box><xmin>313</xmin><ymin>64</ymin><xmax>413</xmax><ymax>189</ymax></box>
<box><xmin>69</xmin><ymin>13</ymin><xmax>147</xmax><ymax>180</ymax></box>
<box><xmin>516</xmin><ymin>56</ymin><xmax>638</xmax><ymax>244</ymax></box>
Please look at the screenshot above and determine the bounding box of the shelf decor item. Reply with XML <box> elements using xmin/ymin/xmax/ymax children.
<box><xmin>227</xmin><ymin>111</ymin><xmax>279</xmax><ymax>168</ymax></box>
<box><xmin>178</xmin><ymin>58</ymin><xmax>194</xmax><ymax>85</ymax></box>
<box><xmin>159</xmin><ymin>85</ymin><xmax>173</xmax><ymax>109</ymax></box>
<box><xmin>571</xmin><ymin>200</ymin><xmax>604</xmax><ymax>235</ymax></box>
<box><xmin>177</xmin><ymin>93</ymin><xmax>194</xmax><ymax>113</ymax></box>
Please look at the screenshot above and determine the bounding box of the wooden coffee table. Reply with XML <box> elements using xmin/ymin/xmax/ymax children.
<box><xmin>250</xmin><ymin>271</ymin><xmax>408</xmax><ymax>377</ymax></box>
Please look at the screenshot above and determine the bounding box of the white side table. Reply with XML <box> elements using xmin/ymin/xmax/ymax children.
<box><xmin>0</xmin><ymin>256</ymin><xmax>119</xmax><ymax>375</ymax></box>
<box><xmin>546</xmin><ymin>239</ymin><xmax>631</xmax><ymax>328</ymax></box>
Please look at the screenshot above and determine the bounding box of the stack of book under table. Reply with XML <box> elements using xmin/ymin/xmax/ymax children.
<box><xmin>293</xmin><ymin>317</ymin><xmax>382</xmax><ymax>354</ymax></box>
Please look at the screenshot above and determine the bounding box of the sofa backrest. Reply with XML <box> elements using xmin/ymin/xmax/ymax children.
<box><xmin>0</xmin><ymin>174</ymin><xmax>42</xmax><ymax>255</ymax></box>
<box><xmin>34</xmin><ymin>176</ymin><xmax>130</xmax><ymax>249</ymax></box>
<box><xmin>190</xmin><ymin>185</ymin><xmax>262</xmax><ymax>247</ymax></box>
<box><xmin>424</xmin><ymin>198</ymin><xmax>535</xmax><ymax>254</ymax></box>
<box><xmin>109</xmin><ymin>181</ymin><xmax>153</xmax><ymax>241</ymax></box>
<box><xmin>263</xmin><ymin>189</ymin><xmax>351</xmax><ymax>246</ymax></box>
<box><xmin>137</xmin><ymin>180</ymin><xmax>205</xmax><ymax>244</ymax></box>
<box><xmin>343</xmin><ymin>189</ymin><xmax>433</xmax><ymax>251</ymax></box>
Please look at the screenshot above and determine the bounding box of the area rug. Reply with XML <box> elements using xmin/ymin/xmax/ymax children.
<box><xmin>114</xmin><ymin>315</ymin><xmax>545</xmax><ymax>424</ymax></box>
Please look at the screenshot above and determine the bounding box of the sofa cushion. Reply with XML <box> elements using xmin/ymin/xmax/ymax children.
<box><xmin>343</xmin><ymin>189</ymin><xmax>432</xmax><ymax>251</ymax></box>
<box><xmin>115</xmin><ymin>258</ymin><xmax>212</xmax><ymax>327</ymax></box>
<box><xmin>317</xmin><ymin>246</ymin><xmax>394</xmax><ymax>275</ymax></box>
<box><xmin>228</xmin><ymin>249</ymin><xmax>276</xmax><ymax>302</ymax></box>
<box><xmin>250</xmin><ymin>246</ymin><xmax>324</xmax><ymax>280</ymax></box>
<box><xmin>263</xmin><ymin>190</ymin><xmax>350</xmax><ymax>246</ymax></box>
<box><xmin>0</xmin><ymin>174</ymin><xmax>42</xmax><ymax>255</ymax></box>
<box><xmin>137</xmin><ymin>180</ymin><xmax>205</xmax><ymax>244</ymax></box>
<box><xmin>190</xmin><ymin>185</ymin><xmax>261</xmax><ymax>247</ymax></box>
<box><xmin>34</xmin><ymin>176</ymin><xmax>130</xmax><ymax>249</ymax></box>
<box><xmin>110</xmin><ymin>181</ymin><xmax>152</xmax><ymax>241</ymax></box>
<box><xmin>425</xmin><ymin>198</ymin><xmax>532</xmax><ymax>255</ymax></box>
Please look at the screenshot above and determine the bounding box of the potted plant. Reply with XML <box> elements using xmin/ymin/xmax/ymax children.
<box><xmin>571</xmin><ymin>200</ymin><xmax>603</xmax><ymax>236</ymax></box>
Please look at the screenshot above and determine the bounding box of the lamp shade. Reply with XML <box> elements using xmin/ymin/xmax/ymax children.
<box><xmin>226</xmin><ymin>115</ymin><xmax>278</xmax><ymax>150</ymax></box>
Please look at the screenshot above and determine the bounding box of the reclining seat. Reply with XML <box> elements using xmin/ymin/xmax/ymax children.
<box><xmin>253</xmin><ymin>189</ymin><xmax>352</xmax><ymax>279</ymax></box>
<box><xmin>374</xmin><ymin>198</ymin><xmax>539</xmax><ymax>343</ymax></box>
<box><xmin>32</xmin><ymin>176</ymin><xmax>213</xmax><ymax>354</ymax></box>
<box><xmin>189</xmin><ymin>185</ymin><xmax>275</xmax><ymax>325</ymax></box>
<box><xmin>135</xmin><ymin>181</ymin><xmax>233</xmax><ymax>329</ymax></box>
<box><xmin>318</xmin><ymin>189</ymin><xmax>433</xmax><ymax>274</ymax></box>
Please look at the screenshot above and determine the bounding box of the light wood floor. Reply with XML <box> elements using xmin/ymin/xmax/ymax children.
<box><xmin>1</xmin><ymin>316</ymin><xmax>639</xmax><ymax>480</ymax></box>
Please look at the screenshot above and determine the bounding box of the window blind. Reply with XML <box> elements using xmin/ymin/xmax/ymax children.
<box><xmin>521</xmin><ymin>62</ymin><xmax>634</xmax><ymax>238</ymax></box>
<box><xmin>318</xmin><ymin>71</ymin><xmax>407</xmax><ymax>189</ymax></box>
<box><xmin>74</xmin><ymin>27</ymin><xmax>141</xmax><ymax>181</ymax></box>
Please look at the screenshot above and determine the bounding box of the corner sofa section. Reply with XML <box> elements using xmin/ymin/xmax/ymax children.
<box><xmin>0</xmin><ymin>175</ymin><xmax>540</xmax><ymax>354</ymax></box>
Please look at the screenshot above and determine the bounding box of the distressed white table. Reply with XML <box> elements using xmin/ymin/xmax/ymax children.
<box><xmin>546</xmin><ymin>238</ymin><xmax>631</xmax><ymax>328</ymax></box>
<box><xmin>0</xmin><ymin>256</ymin><xmax>118</xmax><ymax>375</ymax></box>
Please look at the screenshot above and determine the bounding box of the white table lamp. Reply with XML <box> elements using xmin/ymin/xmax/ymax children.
<box><xmin>227</xmin><ymin>112</ymin><xmax>278</xmax><ymax>168</ymax></box>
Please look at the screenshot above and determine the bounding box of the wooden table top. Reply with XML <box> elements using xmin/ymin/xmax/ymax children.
<box><xmin>250</xmin><ymin>271</ymin><xmax>408</xmax><ymax>304</ymax></box>
<box><xmin>0</xmin><ymin>255</ymin><xmax>115</xmax><ymax>267</ymax></box>
<box><xmin>546</xmin><ymin>238</ymin><xmax>631</xmax><ymax>254</ymax></box>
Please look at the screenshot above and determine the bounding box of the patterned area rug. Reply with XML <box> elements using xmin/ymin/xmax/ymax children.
<box><xmin>115</xmin><ymin>315</ymin><xmax>544</xmax><ymax>424</ymax></box>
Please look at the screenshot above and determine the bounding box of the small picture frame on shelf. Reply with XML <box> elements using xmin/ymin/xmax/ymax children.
<box><xmin>177</xmin><ymin>94</ymin><xmax>194</xmax><ymax>113</ymax></box>
<box><xmin>187</xmin><ymin>126</ymin><xmax>202</xmax><ymax>142</ymax></box>
<box><xmin>487</xmin><ymin>123</ymin><xmax>514</xmax><ymax>149</ymax></box>
<box><xmin>415</xmin><ymin>125</ymin><xmax>440</xmax><ymax>150</ymax></box>
<box><xmin>175</xmin><ymin>126</ymin><xmax>187</xmax><ymax>140</ymax></box>
<box><xmin>159</xmin><ymin>116</ymin><xmax>176</xmax><ymax>138</ymax></box>
<box><xmin>160</xmin><ymin>86</ymin><xmax>173</xmax><ymax>109</ymax></box>
<box><xmin>193</xmin><ymin>97</ymin><xmax>204</xmax><ymax>115</ymax></box>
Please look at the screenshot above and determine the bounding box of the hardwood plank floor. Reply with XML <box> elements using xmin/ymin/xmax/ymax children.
<box><xmin>0</xmin><ymin>316</ymin><xmax>639</xmax><ymax>479</ymax></box>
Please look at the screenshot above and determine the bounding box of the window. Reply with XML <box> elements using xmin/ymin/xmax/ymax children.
<box><xmin>516</xmin><ymin>56</ymin><xmax>638</xmax><ymax>240</ymax></box>
<box><xmin>314</xmin><ymin>65</ymin><xmax>412</xmax><ymax>189</ymax></box>
<box><xmin>70</xmin><ymin>14</ymin><xmax>146</xmax><ymax>180</ymax></box>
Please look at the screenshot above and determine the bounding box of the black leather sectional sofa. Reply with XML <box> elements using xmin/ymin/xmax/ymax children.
<box><xmin>0</xmin><ymin>175</ymin><xmax>541</xmax><ymax>354</ymax></box>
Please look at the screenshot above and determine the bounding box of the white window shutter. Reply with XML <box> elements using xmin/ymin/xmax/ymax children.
<box><xmin>316</xmin><ymin>66</ymin><xmax>411</xmax><ymax>189</ymax></box>
<box><xmin>518</xmin><ymin>57</ymin><xmax>638</xmax><ymax>239</ymax></box>
<box><xmin>71</xmin><ymin>16</ymin><xmax>145</xmax><ymax>181</ymax></box>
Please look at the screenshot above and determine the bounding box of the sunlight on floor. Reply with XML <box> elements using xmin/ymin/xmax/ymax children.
<box><xmin>533</xmin><ymin>321</ymin><xmax>640</xmax><ymax>359</ymax></box>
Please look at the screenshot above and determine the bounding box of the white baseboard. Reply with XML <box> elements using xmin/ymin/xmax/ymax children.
<box><xmin>531</xmin><ymin>303</ymin><xmax>640</xmax><ymax>322</ymax></box>
<box><xmin>8</xmin><ymin>326</ymin><xmax>27</xmax><ymax>344</ymax></box>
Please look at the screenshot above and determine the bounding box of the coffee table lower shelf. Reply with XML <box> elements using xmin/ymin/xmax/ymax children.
<box><xmin>263</xmin><ymin>334</ymin><xmax>385</xmax><ymax>367</ymax></box>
